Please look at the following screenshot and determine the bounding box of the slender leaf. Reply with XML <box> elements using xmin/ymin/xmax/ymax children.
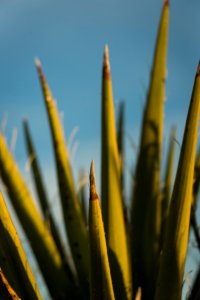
<box><xmin>131</xmin><ymin>1</ymin><xmax>169</xmax><ymax>298</ymax></box>
<box><xmin>35</xmin><ymin>59</ymin><xmax>89</xmax><ymax>292</ymax></box>
<box><xmin>101</xmin><ymin>46</ymin><xmax>132</xmax><ymax>300</ymax></box>
<box><xmin>155</xmin><ymin>63</ymin><xmax>200</xmax><ymax>300</ymax></box>
<box><xmin>23</xmin><ymin>119</ymin><xmax>75</xmax><ymax>282</ymax></box>
<box><xmin>0</xmin><ymin>192</ymin><xmax>41</xmax><ymax>300</ymax></box>
<box><xmin>0</xmin><ymin>133</ymin><xmax>71</xmax><ymax>299</ymax></box>
<box><xmin>89</xmin><ymin>160</ymin><xmax>115</xmax><ymax>300</ymax></box>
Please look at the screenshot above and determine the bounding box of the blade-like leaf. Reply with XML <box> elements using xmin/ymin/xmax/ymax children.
<box><xmin>35</xmin><ymin>59</ymin><xmax>89</xmax><ymax>292</ymax></box>
<box><xmin>23</xmin><ymin>119</ymin><xmax>75</xmax><ymax>281</ymax></box>
<box><xmin>101</xmin><ymin>46</ymin><xmax>132</xmax><ymax>300</ymax></box>
<box><xmin>131</xmin><ymin>1</ymin><xmax>169</xmax><ymax>298</ymax></box>
<box><xmin>0</xmin><ymin>192</ymin><xmax>41</xmax><ymax>300</ymax></box>
<box><xmin>155</xmin><ymin>63</ymin><xmax>200</xmax><ymax>300</ymax></box>
<box><xmin>89</xmin><ymin>161</ymin><xmax>115</xmax><ymax>300</ymax></box>
<box><xmin>0</xmin><ymin>133</ymin><xmax>71</xmax><ymax>299</ymax></box>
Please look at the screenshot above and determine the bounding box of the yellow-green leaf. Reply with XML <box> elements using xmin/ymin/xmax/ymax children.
<box><xmin>155</xmin><ymin>63</ymin><xmax>200</xmax><ymax>300</ymax></box>
<box><xmin>131</xmin><ymin>1</ymin><xmax>169</xmax><ymax>297</ymax></box>
<box><xmin>35</xmin><ymin>59</ymin><xmax>89</xmax><ymax>292</ymax></box>
<box><xmin>0</xmin><ymin>133</ymin><xmax>71</xmax><ymax>299</ymax></box>
<box><xmin>89</xmin><ymin>161</ymin><xmax>115</xmax><ymax>300</ymax></box>
<box><xmin>101</xmin><ymin>46</ymin><xmax>132</xmax><ymax>300</ymax></box>
<box><xmin>0</xmin><ymin>192</ymin><xmax>41</xmax><ymax>300</ymax></box>
<box><xmin>23</xmin><ymin>119</ymin><xmax>75</xmax><ymax>282</ymax></box>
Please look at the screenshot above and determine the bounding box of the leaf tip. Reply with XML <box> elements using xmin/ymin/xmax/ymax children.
<box><xmin>35</xmin><ymin>57</ymin><xmax>41</xmax><ymax>68</ymax></box>
<box><xmin>35</xmin><ymin>57</ymin><xmax>44</xmax><ymax>79</ymax></box>
<box><xmin>35</xmin><ymin>58</ymin><xmax>52</xmax><ymax>102</ymax></box>
<box><xmin>103</xmin><ymin>44</ymin><xmax>111</xmax><ymax>78</ymax></box>
<box><xmin>89</xmin><ymin>160</ymin><xmax>98</xmax><ymax>201</ymax></box>
<box><xmin>164</xmin><ymin>0</ymin><xmax>169</xmax><ymax>6</ymax></box>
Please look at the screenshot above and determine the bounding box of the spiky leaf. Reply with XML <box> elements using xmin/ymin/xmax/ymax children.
<box><xmin>155</xmin><ymin>63</ymin><xmax>200</xmax><ymax>300</ymax></box>
<box><xmin>131</xmin><ymin>2</ymin><xmax>169</xmax><ymax>298</ymax></box>
<box><xmin>0</xmin><ymin>133</ymin><xmax>71</xmax><ymax>299</ymax></box>
<box><xmin>101</xmin><ymin>46</ymin><xmax>132</xmax><ymax>300</ymax></box>
<box><xmin>89</xmin><ymin>161</ymin><xmax>115</xmax><ymax>300</ymax></box>
<box><xmin>0</xmin><ymin>192</ymin><xmax>41</xmax><ymax>300</ymax></box>
<box><xmin>23</xmin><ymin>119</ymin><xmax>75</xmax><ymax>281</ymax></box>
<box><xmin>35</xmin><ymin>59</ymin><xmax>89</xmax><ymax>292</ymax></box>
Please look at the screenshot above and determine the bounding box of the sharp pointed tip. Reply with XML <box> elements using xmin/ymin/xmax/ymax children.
<box><xmin>164</xmin><ymin>0</ymin><xmax>169</xmax><ymax>6</ymax></box>
<box><xmin>35</xmin><ymin>57</ymin><xmax>41</xmax><ymax>68</ymax></box>
<box><xmin>89</xmin><ymin>160</ymin><xmax>98</xmax><ymax>200</ymax></box>
<box><xmin>103</xmin><ymin>44</ymin><xmax>111</xmax><ymax>78</ymax></box>
<box><xmin>104</xmin><ymin>44</ymin><xmax>109</xmax><ymax>57</ymax></box>
<box><xmin>35</xmin><ymin>57</ymin><xmax>44</xmax><ymax>79</ymax></box>
<box><xmin>90</xmin><ymin>160</ymin><xmax>96</xmax><ymax>188</ymax></box>
<box><xmin>90</xmin><ymin>159</ymin><xmax>95</xmax><ymax>176</ymax></box>
<box><xmin>104</xmin><ymin>44</ymin><xmax>109</xmax><ymax>64</ymax></box>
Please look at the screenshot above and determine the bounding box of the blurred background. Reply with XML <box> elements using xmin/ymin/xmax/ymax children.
<box><xmin>0</xmin><ymin>0</ymin><xmax>200</xmax><ymax>299</ymax></box>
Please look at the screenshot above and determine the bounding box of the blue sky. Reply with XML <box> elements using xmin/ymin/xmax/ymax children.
<box><xmin>0</xmin><ymin>0</ymin><xmax>200</xmax><ymax>299</ymax></box>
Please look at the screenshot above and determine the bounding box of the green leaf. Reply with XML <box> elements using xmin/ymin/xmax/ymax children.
<box><xmin>23</xmin><ymin>119</ymin><xmax>75</xmax><ymax>282</ymax></box>
<box><xmin>0</xmin><ymin>192</ymin><xmax>41</xmax><ymax>300</ymax></box>
<box><xmin>89</xmin><ymin>161</ymin><xmax>115</xmax><ymax>300</ymax></box>
<box><xmin>0</xmin><ymin>133</ymin><xmax>71</xmax><ymax>299</ymax></box>
<box><xmin>131</xmin><ymin>2</ymin><xmax>169</xmax><ymax>298</ymax></box>
<box><xmin>101</xmin><ymin>46</ymin><xmax>132</xmax><ymax>300</ymax></box>
<box><xmin>155</xmin><ymin>63</ymin><xmax>200</xmax><ymax>300</ymax></box>
<box><xmin>35</xmin><ymin>59</ymin><xmax>89</xmax><ymax>293</ymax></box>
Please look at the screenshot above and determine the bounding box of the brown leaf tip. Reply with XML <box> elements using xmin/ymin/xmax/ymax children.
<box><xmin>35</xmin><ymin>57</ymin><xmax>44</xmax><ymax>79</ymax></box>
<box><xmin>35</xmin><ymin>57</ymin><xmax>41</xmax><ymax>68</ymax></box>
<box><xmin>103</xmin><ymin>44</ymin><xmax>111</xmax><ymax>79</ymax></box>
<box><xmin>164</xmin><ymin>0</ymin><xmax>169</xmax><ymax>6</ymax></box>
<box><xmin>34</xmin><ymin>57</ymin><xmax>52</xmax><ymax>102</ymax></box>
<box><xmin>89</xmin><ymin>160</ymin><xmax>98</xmax><ymax>200</ymax></box>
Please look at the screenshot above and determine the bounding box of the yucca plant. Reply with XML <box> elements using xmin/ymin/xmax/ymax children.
<box><xmin>0</xmin><ymin>1</ymin><xmax>200</xmax><ymax>300</ymax></box>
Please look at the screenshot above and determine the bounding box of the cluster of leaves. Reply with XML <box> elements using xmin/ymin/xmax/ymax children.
<box><xmin>0</xmin><ymin>1</ymin><xmax>200</xmax><ymax>299</ymax></box>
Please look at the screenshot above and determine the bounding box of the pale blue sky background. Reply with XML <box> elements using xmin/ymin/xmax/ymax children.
<box><xmin>0</xmin><ymin>0</ymin><xmax>200</xmax><ymax>299</ymax></box>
